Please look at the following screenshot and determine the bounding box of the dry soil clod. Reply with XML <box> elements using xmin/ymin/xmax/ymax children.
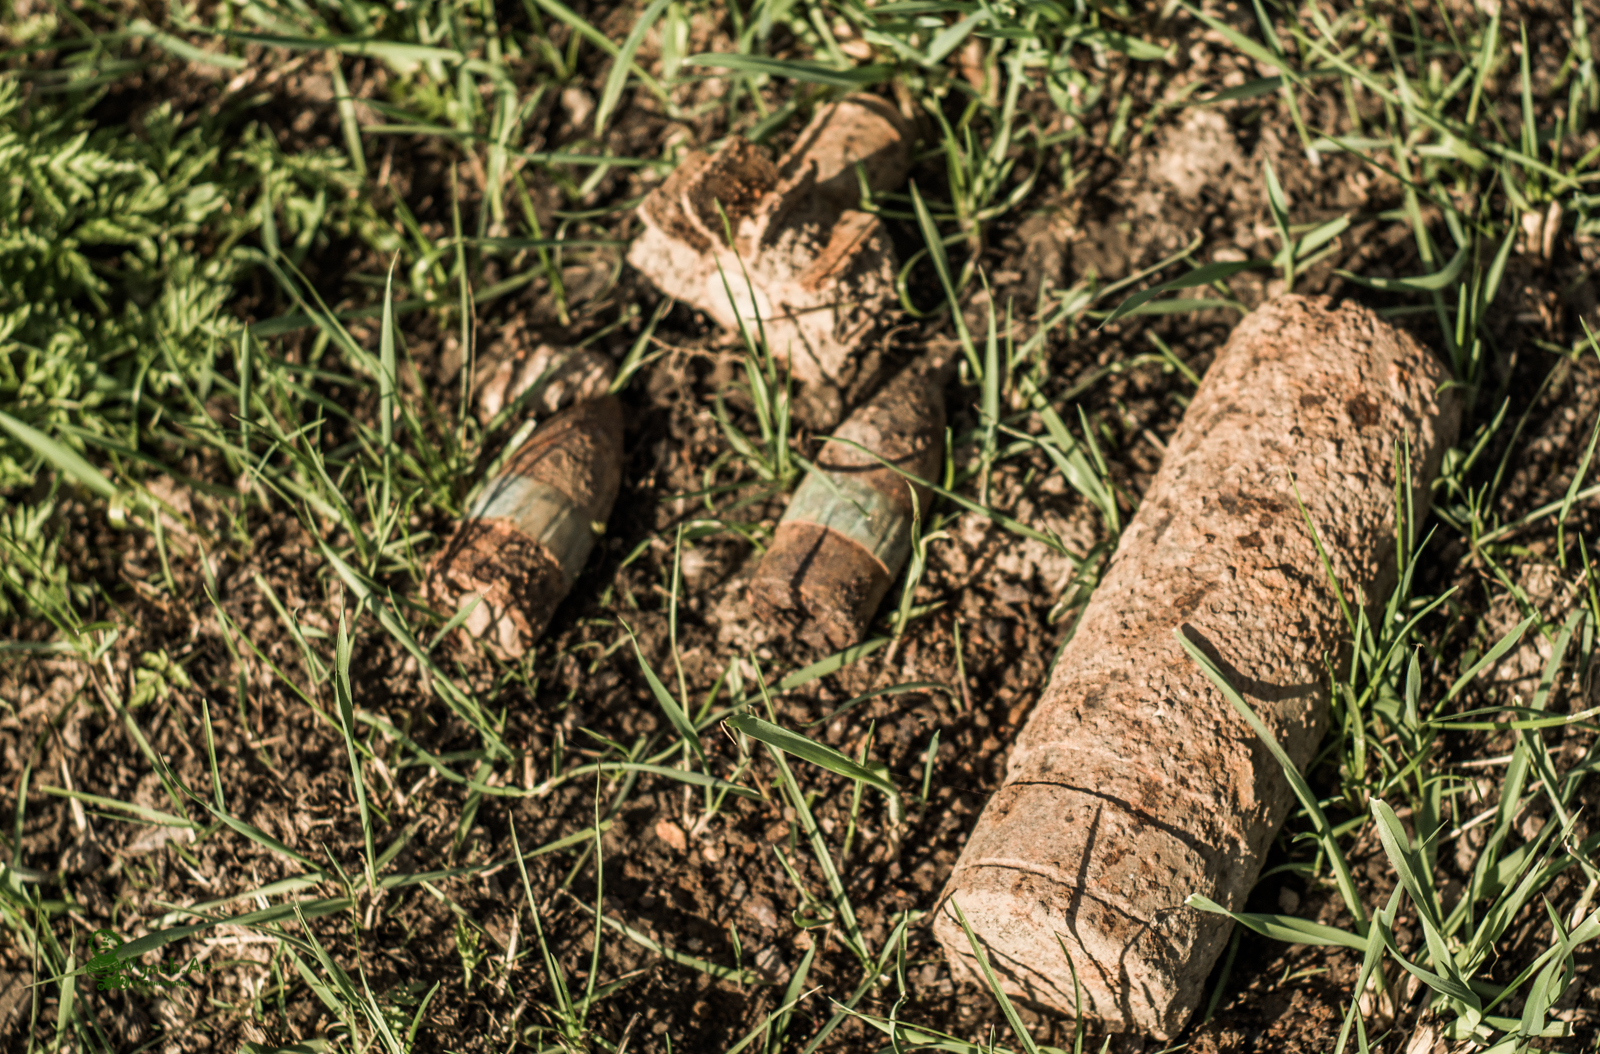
<box><xmin>426</xmin><ymin>397</ymin><xmax>625</xmax><ymax>657</ymax></box>
<box><xmin>933</xmin><ymin>296</ymin><xmax>1462</xmax><ymax>1038</ymax></box>
<box><xmin>748</xmin><ymin>355</ymin><xmax>950</xmax><ymax>650</ymax></box>
<box><xmin>627</xmin><ymin>94</ymin><xmax>913</xmax><ymax>390</ymax></box>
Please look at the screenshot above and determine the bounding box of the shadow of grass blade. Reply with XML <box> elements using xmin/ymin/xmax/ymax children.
<box><xmin>1178</xmin><ymin>628</ymin><xmax>1365</xmax><ymax>921</ymax></box>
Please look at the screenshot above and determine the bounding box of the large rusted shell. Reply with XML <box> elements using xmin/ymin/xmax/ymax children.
<box><xmin>427</xmin><ymin>397</ymin><xmax>625</xmax><ymax>657</ymax></box>
<box><xmin>933</xmin><ymin>296</ymin><xmax>1462</xmax><ymax>1038</ymax></box>
<box><xmin>749</xmin><ymin>357</ymin><xmax>949</xmax><ymax>649</ymax></box>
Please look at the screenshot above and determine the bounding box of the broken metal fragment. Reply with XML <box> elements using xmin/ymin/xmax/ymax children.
<box><xmin>628</xmin><ymin>94</ymin><xmax>914</xmax><ymax>389</ymax></box>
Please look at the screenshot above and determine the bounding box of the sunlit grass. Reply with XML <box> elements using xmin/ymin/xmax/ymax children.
<box><xmin>3</xmin><ymin>0</ymin><xmax>1600</xmax><ymax>1051</ymax></box>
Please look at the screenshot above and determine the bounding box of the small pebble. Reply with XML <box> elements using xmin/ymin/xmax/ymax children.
<box><xmin>655</xmin><ymin>819</ymin><xmax>687</xmax><ymax>853</ymax></box>
<box><xmin>745</xmin><ymin>896</ymin><xmax>779</xmax><ymax>930</ymax></box>
<box><xmin>754</xmin><ymin>945</ymin><xmax>787</xmax><ymax>977</ymax></box>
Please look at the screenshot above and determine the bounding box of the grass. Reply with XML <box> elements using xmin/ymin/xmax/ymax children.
<box><xmin>5</xmin><ymin>0</ymin><xmax>1600</xmax><ymax>1051</ymax></box>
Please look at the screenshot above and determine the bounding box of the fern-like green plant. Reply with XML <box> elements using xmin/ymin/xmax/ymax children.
<box><xmin>0</xmin><ymin>76</ymin><xmax>372</xmax><ymax>487</ymax></box>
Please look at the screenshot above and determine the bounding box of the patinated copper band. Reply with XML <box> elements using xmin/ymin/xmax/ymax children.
<box><xmin>779</xmin><ymin>470</ymin><xmax>911</xmax><ymax>573</ymax></box>
<box><xmin>467</xmin><ymin>476</ymin><xmax>593</xmax><ymax>586</ymax></box>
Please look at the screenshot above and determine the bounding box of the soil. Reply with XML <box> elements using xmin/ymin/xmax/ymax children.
<box><xmin>5</xmin><ymin>1</ymin><xmax>1600</xmax><ymax>1052</ymax></box>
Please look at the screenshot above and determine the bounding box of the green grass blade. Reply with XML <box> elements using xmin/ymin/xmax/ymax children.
<box><xmin>1370</xmin><ymin>799</ymin><xmax>1477</xmax><ymax>1006</ymax></box>
<box><xmin>621</xmin><ymin>619</ymin><xmax>707</xmax><ymax>766</ymax></box>
<box><xmin>1442</xmin><ymin>615</ymin><xmax>1536</xmax><ymax>705</ymax></box>
<box><xmin>1185</xmin><ymin>895</ymin><xmax>1367</xmax><ymax>950</ymax></box>
<box><xmin>685</xmin><ymin>53</ymin><xmax>893</xmax><ymax>86</ymax></box>
<box><xmin>804</xmin><ymin>681</ymin><xmax>956</xmax><ymax>728</ymax></box>
<box><xmin>726</xmin><ymin>714</ymin><xmax>898</xmax><ymax>799</ymax></box>
<box><xmin>762</xmin><ymin>940</ymin><xmax>817</xmax><ymax>1053</ymax></box>
<box><xmin>379</xmin><ymin>262</ymin><xmax>397</xmax><ymax>456</ymax></box>
<box><xmin>568</xmin><ymin>894</ymin><xmax>771</xmax><ymax>985</ymax></box>
<box><xmin>1100</xmin><ymin>260</ymin><xmax>1267</xmax><ymax>327</ymax></box>
<box><xmin>116</xmin><ymin>897</ymin><xmax>352</xmax><ymax>962</ymax></box>
<box><xmin>1558</xmin><ymin>326</ymin><xmax>1600</xmax><ymax>559</ymax></box>
<box><xmin>531</xmin><ymin>0</ymin><xmax>666</xmax><ymax>96</ymax></box>
<box><xmin>36</xmin><ymin>787</ymin><xmax>190</xmax><ymax>828</ymax></box>
<box><xmin>597</xmin><ymin>0</ymin><xmax>671</xmax><ymax>133</ymax></box>
<box><xmin>1178</xmin><ymin>2</ymin><xmax>1297</xmax><ymax>79</ymax></box>
<box><xmin>129</xmin><ymin>17</ymin><xmax>248</xmax><ymax>69</ymax></box>
<box><xmin>774</xmin><ymin>638</ymin><xmax>890</xmax><ymax>691</ymax></box>
<box><xmin>1178</xmin><ymin>628</ymin><xmax>1365</xmax><ymax>921</ymax></box>
<box><xmin>319</xmin><ymin>542</ymin><xmax>509</xmax><ymax>757</ymax></box>
<box><xmin>910</xmin><ymin>181</ymin><xmax>978</xmax><ymax>373</ymax></box>
<box><xmin>334</xmin><ymin>615</ymin><xmax>377</xmax><ymax>892</ymax></box>
<box><xmin>945</xmin><ymin>899</ymin><xmax>1040</xmax><ymax>1054</ymax></box>
<box><xmin>509</xmin><ymin>819</ymin><xmax>576</xmax><ymax>1020</ymax></box>
<box><xmin>1334</xmin><ymin>887</ymin><xmax>1403</xmax><ymax>1054</ymax></box>
<box><xmin>329</xmin><ymin>59</ymin><xmax>367</xmax><ymax>177</ymax></box>
<box><xmin>1262</xmin><ymin>157</ymin><xmax>1295</xmax><ymax>281</ymax></box>
<box><xmin>0</xmin><ymin>411</ymin><xmax>117</xmax><ymax>501</ymax></box>
<box><xmin>1335</xmin><ymin>243</ymin><xmax>1469</xmax><ymax>293</ymax></box>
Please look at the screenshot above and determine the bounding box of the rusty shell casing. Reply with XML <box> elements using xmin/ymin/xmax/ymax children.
<box><xmin>626</xmin><ymin>97</ymin><xmax>914</xmax><ymax>389</ymax></box>
<box><xmin>749</xmin><ymin>358</ymin><xmax>949</xmax><ymax>650</ymax></box>
<box><xmin>427</xmin><ymin>397</ymin><xmax>625</xmax><ymax>657</ymax></box>
<box><xmin>933</xmin><ymin>296</ymin><xmax>1462</xmax><ymax>1039</ymax></box>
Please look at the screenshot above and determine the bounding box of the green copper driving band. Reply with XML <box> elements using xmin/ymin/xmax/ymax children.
<box><xmin>468</xmin><ymin>476</ymin><xmax>594</xmax><ymax>585</ymax></box>
<box><xmin>780</xmin><ymin>469</ymin><xmax>913</xmax><ymax>572</ymax></box>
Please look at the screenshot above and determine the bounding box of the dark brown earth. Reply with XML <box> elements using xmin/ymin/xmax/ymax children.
<box><xmin>5</xmin><ymin>1</ymin><xmax>1600</xmax><ymax>1052</ymax></box>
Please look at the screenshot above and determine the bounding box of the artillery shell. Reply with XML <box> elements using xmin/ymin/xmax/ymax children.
<box><xmin>932</xmin><ymin>296</ymin><xmax>1461</xmax><ymax>1038</ymax></box>
<box><xmin>627</xmin><ymin>94</ymin><xmax>914</xmax><ymax>389</ymax></box>
<box><xmin>749</xmin><ymin>357</ymin><xmax>949</xmax><ymax>649</ymax></box>
<box><xmin>427</xmin><ymin>397</ymin><xmax>625</xmax><ymax>657</ymax></box>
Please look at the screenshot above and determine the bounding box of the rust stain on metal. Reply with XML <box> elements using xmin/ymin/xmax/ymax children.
<box><xmin>427</xmin><ymin>397</ymin><xmax>625</xmax><ymax>657</ymax></box>
<box><xmin>748</xmin><ymin>356</ymin><xmax>950</xmax><ymax>649</ymax></box>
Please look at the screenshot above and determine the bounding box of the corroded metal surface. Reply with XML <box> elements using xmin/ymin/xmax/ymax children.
<box><xmin>427</xmin><ymin>397</ymin><xmax>625</xmax><ymax>657</ymax></box>
<box><xmin>750</xmin><ymin>356</ymin><xmax>948</xmax><ymax>649</ymax></box>
<box><xmin>934</xmin><ymin>296</ymin><xmax>1462</xmax><ymax>1038</ymax></box>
